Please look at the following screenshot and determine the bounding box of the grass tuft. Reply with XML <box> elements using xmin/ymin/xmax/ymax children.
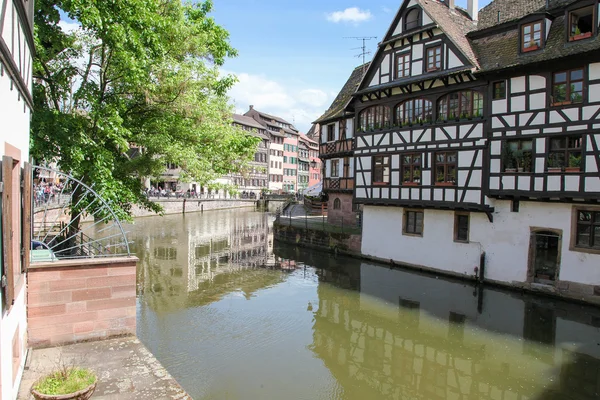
<box><xmin>33</xmin><ymin>367</ymin><xmax>96</xmax><ymax>395</ymax></box>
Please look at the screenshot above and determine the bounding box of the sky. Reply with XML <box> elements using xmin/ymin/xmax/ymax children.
<box><xmin>212</xmin><ymin>0</ymin><xmax>494</xmax><ymax>132</ymax></box>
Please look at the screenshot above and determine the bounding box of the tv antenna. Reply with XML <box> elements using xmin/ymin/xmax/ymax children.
<box><xmin>344</xmin><ymin>36</ymin><xmax>377</xmax><ymax>66</ymax></box>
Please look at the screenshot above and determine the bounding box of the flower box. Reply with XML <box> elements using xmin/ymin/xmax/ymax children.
<box><xmin>570</xmin><ymin>32</ymin><xmax>592</xmax><ymax>41</ymax></box>
<box><xmin>547</xmin><ymin>167</ymin><xmax>562</xmax><ymax>173</ymax></box>
<box><xmin>565</xmin><ymin>167</ymin><xmax>581</xmax><ymax>173</ymax></box>
<box><xmin>403</xmin><ymin>182</ymin><xmax>419</xmax><ymax>187</ymax></box>
<box><xmin>435</xmin><ymin>182</ymin><xmax>454</xmax><ymax>187</ymax></box>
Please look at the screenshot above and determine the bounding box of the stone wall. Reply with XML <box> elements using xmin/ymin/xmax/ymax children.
<box><xmin>132</xmin><ymin>199</ymin><xmax>257</xmax><ymax>217</ymax></box>
<box><xmin>273</xmin><ymin>223</ymin><xmax>362</xmax><ymax>255</ymax></box>
<box><xmin>27</xmin><ymin>257</ymin><xmax>138</xmax><ymax>348</ymax></box>
<box><xmin>327</xmin><ymin>193</ymin><xmax>358</xmax><ymax>226</ymax></box>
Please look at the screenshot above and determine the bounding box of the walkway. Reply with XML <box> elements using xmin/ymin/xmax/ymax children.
<box><xmin>18</xmin><ymin>336</ymin><xmax>190</xmax><ymax>400</ymax></box>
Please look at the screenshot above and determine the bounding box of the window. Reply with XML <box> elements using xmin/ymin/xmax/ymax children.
<box><xmin>548</xmin><ymin>135</ymin><xmax>582</xmax><ymax>171</ymax></box>
<box><xmin>426</xmin><ymin>46</ymin><xmax>442</xmax><ymax>71</ymax></box>
<box><xmin>333</xmin><ymin>198</ymin><xmax>341</xmax><ymax>210</ymax></box>
<box><xmin>521</xmin><ymin>21</ymin><xmax>543</xmax><ymax>52</ymax></box>
<box><xmin>493</xmin><ymin>81</ymin><xmax>506</xmax><ymax>100</ymax></box>
<box><xmin>402</xmin><ymin>154</ymin><xmax>422</xmax><ymax>185</ymax></box>
<box><xmin>438</xmin><ymin>91</ymin><xmax>484</xmax><ymax>120</ymax></box>
<box><xmin>502</xmin><ymin>139</ymin><xmax>533</xmax><ymax>172</ymax></box>
<box><xmin>454</xmin><ymin>213</ymin><xmax>469</xmax><ymax>243</ymax></box>
<box><xmin>404</xmin><ymin>8</ymin><xmax>421</xmax><ymax>31</ymax></box>
<box><xmin>404</xmin><ymin>210</ymin><xmax>424</xmax><ymax>236</ymax></box>
<box><xmin>283</xmin><ymin>156</ymin><xmax>287</xmax><ymax>163</ymax></box>
<box><xmin>395</xmin><ymin>53</ymin><xmax>410</xmax><ymax>79</ymax></box>
<box><xmin>359</xmin><ymin>105</ymin><xmax>391</xmax><ymax>131</ymax></box>
<box><xmin>552</xmin><ymin>68</ymin><xmax>584</xmax><ymax>105</ymax></box>
<box><xmin>395</xmin><ymin>99</ymin><xmax>433</xmax><ymax>125</ymax></box>
<box><xmin>343</xmin><ymin>157</ymin><xmax>351</xmax><ymax>178</ymax></box>
<box><xmin>373</xmin><ymin>156</ymin><xmax>390</xmax><ymax>184</ymax></box>
<box><xmin>569</xmin><ymin>6</ymin><xmax>594</xmax><ymax>41</ymax></box>
<box><xmin>435</xmin><ymin>152</ymin><xmax>457</xmax><ymax>185</ymax></box>
<box><xmin>574</xmin><ymin>209</ymin><xmax>600</xmax><ymax>251</ymax></box>
<box><xmin>331</xmin><ymin>159</ymin><xmax>339</xmax><ymax>177</ymax></box>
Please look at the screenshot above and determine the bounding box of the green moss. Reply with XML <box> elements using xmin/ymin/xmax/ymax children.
<box><xmin>34</xmin><ymin>368</ymin><xmax>96</xmax><ymax>395</ymax></box>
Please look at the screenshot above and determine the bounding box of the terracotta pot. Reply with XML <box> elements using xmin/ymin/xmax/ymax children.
<box><xmin>565</xmin><ymin>167</ymin><xmax>580</xmax><ymax>173</ymax></box>
<box><xmin>31</xmin><ymin>378</ymin><xmax>97</xmax><ymax>400</ymax></box>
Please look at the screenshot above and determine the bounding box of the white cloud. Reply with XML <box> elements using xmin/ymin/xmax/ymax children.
<box><xmin>58</xmin><ymin>20</ymin><xmax>81</xmax><ymax>33</ymax></box>
<box><xmin>227</xmin><ymin>72</ymin><xmax>332</xmax><ymax>133</ymax></box>
<box><xmin>326</xmin><ymin>7</ymin><xmax>372</xmax><ymax>24</ymax></box>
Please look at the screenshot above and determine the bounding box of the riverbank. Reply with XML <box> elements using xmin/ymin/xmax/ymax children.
<box><xmin>17</xmin><ymin>335</ymin><xmax>191</xmax><ymax>399</ymax></box>
<box><xmin>132</xmin><ymin>198</ymin><xmax>258</xmax><ymax>217</ymax></box>
<box><xmin>273</xmin><ymin>221</ymin><xmax>600</xmax><ymax>308</ymax></box>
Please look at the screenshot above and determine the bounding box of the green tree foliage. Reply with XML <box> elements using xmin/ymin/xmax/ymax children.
<box><xmin>32</xmin><ymin>0</ymin><xmax>259</xmax><ymax>223</ymax></box>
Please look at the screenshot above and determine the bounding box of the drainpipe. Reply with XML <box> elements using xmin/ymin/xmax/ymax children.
<box><xmin>479</xmin><ymin>252</ymin><xmax>486</xmax><ymax>283</ymax></box>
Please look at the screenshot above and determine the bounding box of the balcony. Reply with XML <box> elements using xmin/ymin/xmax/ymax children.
<box><xmin>319</xmin><ymin>138</ymin><xmax>354</xmax><ymax>159</ymax></box>
<box><xmin>323</xmin><ymin>177</ymin><xmax>354</xmax><ymax>192</ymax></box>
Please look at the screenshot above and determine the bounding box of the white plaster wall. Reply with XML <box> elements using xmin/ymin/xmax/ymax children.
<box><xmin>482</xmin><ymin>200</ymin><xmax>600</xmax><ymax>286</ymax></box>
<box><xmin>361</xmin><ymin>201</ymin><xmax>600</xmax><ymax>288</ymax></box>
<box><xmin>361</xmin><ymin>206</ymin><xmax>482</xmax><ymax>277</ymax></box>
<box><xmin>346</xmin><ymin>118</ymin><xmax>354</xmax><ymax>138</ymax></box>
<box><xmin>0</xmin><ymin>65</ymin><xmax>31</xmax><ymax>161</ymax></box>
<box><xmin>447</xmin><ymin>49</ymin><xmax>462</xmax><ymax>69</ymax></box>
<box><xmin>1</xmin><ymin>284</ymin><xmax>28</xmax><ymax>400</ymax></box>
<box><xmin>0</xmin><ymin>58</ymin><xmax>30</xmax><ymax>400</ymax></box>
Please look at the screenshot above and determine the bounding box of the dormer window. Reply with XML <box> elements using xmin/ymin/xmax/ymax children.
<box><xmin>569</xmin><ymin>6</ymin><xmax>594</xmax><ymax>41</ymax></box>
<box><xmin>521</xmin><ymin>21</ymin><xmax>543</xmax><ymax>52</ymax></box>
<box><xmin>404</xmin><ymin>8</ymin><xmax>421</xmax><ymax>31</ymax></box>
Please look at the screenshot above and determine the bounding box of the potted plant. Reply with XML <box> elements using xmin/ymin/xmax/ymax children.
<box><xmin>547</xmin><ymin>153</ymin><xmax>563</xmax><ymax>172</ymax></box>
<box><xmin>513</xmin><ymin>149</ymin><xmax>525</xmax><ymax>173</ymax></box>
<box><xmin>571</xmin><ymin>26</ymin><xmax>592</xmax><ymax>41</ymax></box>
<box><xmin>524</xmin><ymin>39</ymin><xmax>539</xmax><ymax>52</ymax></box>
<box><xmin>413</xmin><ymin>169</ymin><xmax>421</xmax><ymax>183</ymax></box>
<box><xmin>502</xmin><ymin>144</ymin><xmax>517</xmax><ymax>173</ymax></box>
<box><xmin>403</xmin><ymin>170</ymin><xmax>418</xmax><ymax>186</ymax></box>
<box><xmin>31</xmin><ymin>367</ymin><xmax>97</xmax><ymax>400</ymax></box>
<box><xmin>566</xmin><ymin>154</ymin><xmax>581</xmax><ymax>172</ymax></box>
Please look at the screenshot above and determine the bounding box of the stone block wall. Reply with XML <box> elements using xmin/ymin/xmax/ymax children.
<box><xmin>27</xmin><ymin>257</ymin><xmax>138</xmax><ymax>348</ymax></box>
<box><xmin>327</xmin><ymin>193</ymin><xmax>358</xmax><ymax>226</ymax></box>
<box><xmin>273</xmin><ymin>223</ymin><xmax>362</xmax><ymax>254</ymax></box>
<box><xmin>132</xmin><ymin>199</ymin><xmax>257</xmax><ymax>217</ymax></box>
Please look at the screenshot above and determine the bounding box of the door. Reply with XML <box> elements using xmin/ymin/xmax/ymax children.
<box><xmin>530</xmin><ymin>231</ymin><xmax>561</xmax><ymax>284</ymax></box>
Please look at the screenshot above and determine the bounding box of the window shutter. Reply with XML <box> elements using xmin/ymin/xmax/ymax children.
<box><xmin>2</xmin><ymin>156</ymin><xmax>14</xmax><ymax>308</ymax></box>
<box><xmin>21</xmin><ymin>162</ymin><xmax>32</xmax><ymax>273</ymax></box>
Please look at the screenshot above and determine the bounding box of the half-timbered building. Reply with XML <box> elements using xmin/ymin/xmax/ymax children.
<box><xmin>354</xmin><ymin>0</ymin><xmax>489</xmax><ymax>276</ymax></box>
<box><xmin>231</xmin><ymin>114</ymin><xmax>270</xmax><ymax>197</ymax></box>
<box><xmin>0</xmin><ymin>0</ymin><xmax>34</xmax><ymax>397</ymax></box>
<box><xmin>315</xmin><ymin>64</ymin><xmax>368</xmax><ymax>225</ymax></box>
<box><xmin>468</xmin><ymin>0</ymin><xmax>600</xmax><ymax>295</ymax></box>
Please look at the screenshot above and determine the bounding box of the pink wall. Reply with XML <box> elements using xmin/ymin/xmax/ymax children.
<box><xmin>28</xmin><ymin>257</ymin><xmax>138</xmax><ymax>348</ymax></box>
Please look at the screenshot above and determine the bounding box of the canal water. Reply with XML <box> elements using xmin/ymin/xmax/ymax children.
<box><xmin>129</xmin><ymin>209</ymin><xmax>600</xmax><ymax>400</ymax></box>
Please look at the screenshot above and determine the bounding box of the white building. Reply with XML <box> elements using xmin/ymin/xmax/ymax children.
<box><xmin>0</xmin><ymin>0</ymin><xmax>34</xmax><ymax>398</ymax></box>
<box><xmin>350</xmin><ymin>0</ymin><xmax>600</xmax><ymax>302</ymax></box>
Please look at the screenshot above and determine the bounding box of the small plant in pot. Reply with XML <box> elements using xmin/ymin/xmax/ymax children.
<box><xmin>31</xmin><ymin>367</ymin><xmax>97</xmax><ymax>400</ymax></box>
<box><xmin>502</xmin><ymin>144</ymin><xmax>516</xmax><ymax>173</ymax></box>
<box><xmin>566</xmin><ymin>154</ymin><xmax>581</xmax><ymax>172</ymax></box>
<box><xmin>547</xmin><ymin>153</ymin><xmax>563</xmax><ymax>173</ymax></box>
<box><xmin>513</xmin><ymin>149</ymin><xmax>525</xmax><ymax>173</ymax></box>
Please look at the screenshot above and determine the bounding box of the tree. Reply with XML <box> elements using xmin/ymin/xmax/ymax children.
<box><xmin>32</xmin><ymin>0</ymin><xmax>259</xmax><ymax>226</ymax></box>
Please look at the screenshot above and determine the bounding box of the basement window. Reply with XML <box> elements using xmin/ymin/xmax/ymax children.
<box><xmin>569</xmin><ymin>6</ymin><xmax>594</xmax><ymax>41</ymax></box>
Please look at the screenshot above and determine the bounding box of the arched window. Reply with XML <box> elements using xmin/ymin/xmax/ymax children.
<box><xmin>404</xmin><ymin>8</ymin><xmax>421</xmax><ymax>31</ymax></box>
<box><xmin>395</xmin><ymin>99</ymin><xmax>433</xmax><ymax>125</ymax></box>
<box><xmin>359</xmin><ymin>105</ymin><xmax>390</xmax><ymax>131</ymax></box>
<box><xmin>438</xmin><ymin>91</ymin><xmax>484</xmax><ymax>121</ymax></box>
<box><xmin>333</xmin><ymin>198</ymin><xmax>341</xmax><ymax>210</ymax></box>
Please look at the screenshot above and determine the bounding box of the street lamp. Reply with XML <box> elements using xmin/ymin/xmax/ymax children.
<box><xmin>310</xmin><ymin>160</ymin><xmax>317</xmax><ymax>169</ymax></box>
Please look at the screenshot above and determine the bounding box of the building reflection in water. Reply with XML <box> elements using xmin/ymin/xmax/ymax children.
<box><xmin>132</xmin><ymin>211</ymin><xmax>302</xmax><ymax>312</ymax></box>
<box><xmin>304</xmin><ymin>259</ymin><xmax>600</xmax><ymax>400</ymax></box>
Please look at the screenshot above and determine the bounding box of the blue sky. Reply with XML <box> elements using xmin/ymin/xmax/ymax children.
<box><xmin>213</xmin><ymin>0</ymin><xmax>493</xmax><ymax>132</ymax></box>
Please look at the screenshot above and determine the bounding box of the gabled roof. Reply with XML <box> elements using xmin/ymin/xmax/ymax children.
<box><xmin>298</xmin><ymin>132</ymin><xmax>317</xmax><ymax>146</ymax></box>
<box><xmin>477</xmin><ymin>0</ymin><xmax>578</xmax><ymax>30</ymax></box>
<box><xmin>471</xmin><ymin>0</ymin><xmax>600</xmax><ymax>73</ymax></box>
<box><xmin>232</xmin><ymin>114</ymin><xmax>265</xmax><ymax>130</ymax></box>
<box><xmin>356</xmin><ymin>0</ymin><xmax>478</xmax><ymax>94</ymax></box>
<box><xmin>418</xmin><ymin>0</ymin><xmax>479</xmax><ymax>68</ymax></box>
<box><xmin>314</xmin><ymin>63</ymin><xmax>370</xmax><ymax>124</ymax></box>
<box><xmin>252</xmin><ymin>108</ymin><xmax>295</xmax><ymax>128</ymax></box>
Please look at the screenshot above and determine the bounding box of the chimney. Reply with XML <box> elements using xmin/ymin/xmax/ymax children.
<box><xmin>467</xmin><ymin>0</ymin><xmax>479</xmax><ymax>21</ymax></box>
<box><xmin>448</xmin><ymin>0</ymin><xmax>455</xmax><ymax>10</ymax></box>
<box><xmin>249</xmin><ymin>105</ymin><xmax>254</xmax><ymax>110</ymax></box>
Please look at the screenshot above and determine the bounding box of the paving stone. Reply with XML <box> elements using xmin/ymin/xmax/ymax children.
<box><xmin>17</xmin><ymin>335</ymin><xmax>190</xmax><ymax>400</ymax></box>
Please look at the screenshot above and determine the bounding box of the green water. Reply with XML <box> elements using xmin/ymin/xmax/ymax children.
<box><xmin>131</xmin><ymin>209</ymin><xmax>600</xmax><ymax>400</ymax></box>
